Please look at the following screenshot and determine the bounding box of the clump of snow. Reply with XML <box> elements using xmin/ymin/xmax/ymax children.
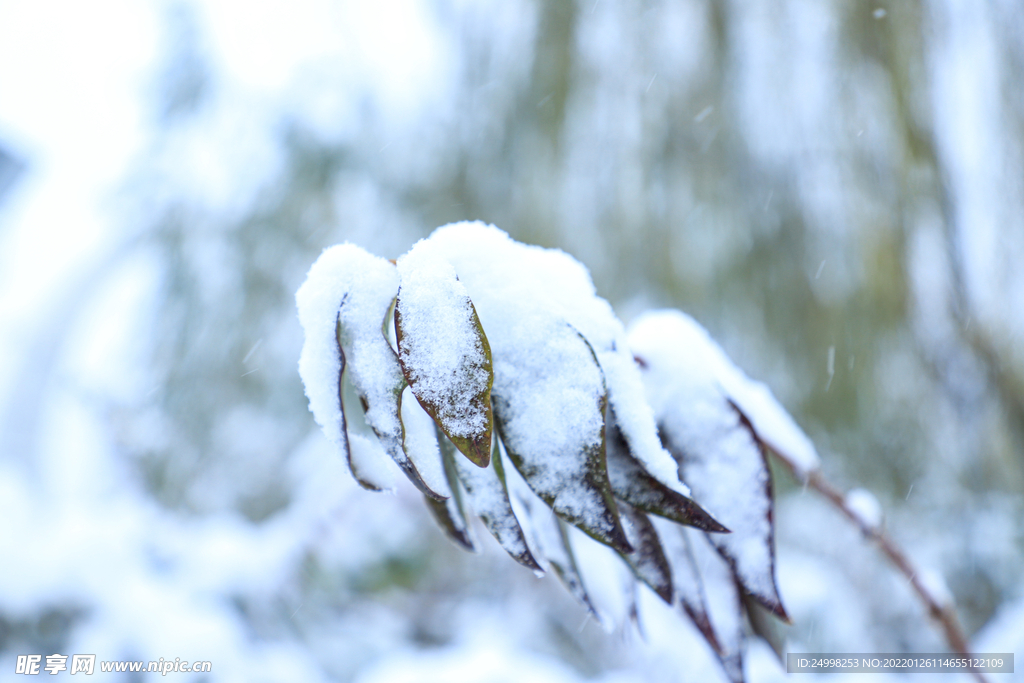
<box><xmin>918</xmin><ymin>567</ymin><xmax>954</xmax><ymax>608</ymax></box>
<box><xmin>844</xmin><ymin>487</ymin><xmax>882</xmax><ymax>530</ymax></box>
<box><xmin>396</xmin><ymin>240</ymin><xmax>491</xmax><ymax>439</ymax></box>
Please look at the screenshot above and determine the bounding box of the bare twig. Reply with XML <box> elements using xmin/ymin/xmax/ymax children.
<box><xmin>772</xmin><ymin>456</ymin><xmax>988</xmax><ymax>683</ymax></box>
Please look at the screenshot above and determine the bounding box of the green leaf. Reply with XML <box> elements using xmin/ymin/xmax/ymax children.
<box><xmin>394</xmin><ymin>255</ymin><xmax>494</xmax><ymax>468</ymax></box>
<box><xmin>445</xmin><ymin>431</ymin><xmax>542</xmax><ymax>571</ymax></box>
<box><xmin>606</xmin><ymin>407</ymin><xmax>728</xmax><ymax>532</ymax></box>
<box><xmin>615</xmin><ymin>501</ymin><xmax>674</xmax><ymax>605</ymax></box>
<box><xmin>493</xmin><ymin>322</ymin><xmax>631</xmax><ymax>554</ymax></box>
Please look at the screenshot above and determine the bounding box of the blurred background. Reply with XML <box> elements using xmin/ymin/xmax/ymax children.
<box><xmin>1</xmin><ymin>0</ymin><xmax>1022</xmax><ymax>680</ymax></box>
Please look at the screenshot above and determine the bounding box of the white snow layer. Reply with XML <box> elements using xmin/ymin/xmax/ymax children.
<box><xmin>396</xmin><ymin>241</ymin><xmax>490</xmax><ymax>438</ymax></box>
<box><xmin>297</xmin><ymin>224</ymin><xmax>688</xmax><ymax>512</ymax></box>
<box><xmin>420</xmin><ymin>222</ymin><xmax>689</xmax><ymax>497</ymax></box>
<box><xmin>844</xmin><ymin>487</ymin><xmax>882</xmax><ymax>530</ymax></box>
<box><xmin>629</xmin><ymin>309</ymin><xmax>820</xmax><ymax>479</ymax></box>
<box><xmin>296</xmin><ymin>243</ymin><xmax>403</xmax><ymax>457</ymax></box>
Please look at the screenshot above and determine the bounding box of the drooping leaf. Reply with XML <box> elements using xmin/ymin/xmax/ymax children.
<box><xmin>629</xmin><ymin>310</ymin><xmax>788</xmax><ymax>619</ymax></box>
<box><xmin>742</xmin><ymin>592</ymin><xmax>786</xmax><ymax>663</ymax></box>
<box><xmin>345</xmin><ymin>308</ymin><xmax>446</xmax><ymax>501</ymax></box>
<box><xmin>687</xmin><ymin>528</ymin><xmax>746</xmax><ymax>683</ymax></box>
<box><xmin>335</xmin><ymin>307</ymin><xmax>373</xmax><ymax>490</ymax></box>
<box><xmin>615</xmin><ymin>501</ymin><xmax>673</xmax><ymax>605</ymax></box>
<box><xmin>445</xmin><ymin>431</ymin><xmax>542</xmax><ymax>571</ymax></box>
<box><xmin>346</xmin><ymin>431</ymin><xmax>398</xmax><ymax>492</ymax></box>
<box><xmin>651</xmin><ymin>516</ymin><xmax>721</xmax><ymax>654</ymax></box>
<box><xmin>296</xmin><ymin>245</ymin><xmax>440</xmax><ymax>499</ymax></box>
<box><xmin>395</xmin><ymin>245</ymin><xmax>493</xmax><ymax>467</ymax></box>
<box><xmin>423</xmin><ymin>417</ymin><xmax>477</xmax><ymax>552</ymax></box>
<box><xmin>547</xmin><ymin>516</ymin><xmax>601</xmax><ymax>620</ymax></box>
<box><xmin>492</xmin><ymin>320</ymin><xmax>631</xmax><ymax>554</ymax></box>
<box><xmin>502</xmin><ymin>459</ymin><xmax>602</xmax><ymax>617</ymax></box>
<box><xmin>400</xmin><ymin>386</ymin><xmax>458</xmax><ymax>499</ymax></box>
<box><xmin>423</xmin><ymin>493</ymin><xmax>477</xmax><ymax>552</ymax></box>
<box><xmin>606</xmin><ymin>407</ymin><xmax>727</xmax><ymax>532</ymax></box>
<box><xmin>566</xmin><ymin>522</ymin><xmax>637</xmax><ymax>632</ymax></box>
<box><xmin>659</xmin><ymin>401</ymin><xmax>787</xmax><ymax>620</ymax></box>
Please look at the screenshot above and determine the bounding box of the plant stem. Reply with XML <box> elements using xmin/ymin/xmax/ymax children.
<box><xmin>773</xmin><ymin>456</ymin><xmax>988</xmax><ymax>683</ymax></box>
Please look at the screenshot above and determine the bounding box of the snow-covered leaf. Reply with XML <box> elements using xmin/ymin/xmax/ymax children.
<box><xmin>400</xmin><ymin>386</ymin><xmax>455</xmax><ymax>500</ymax></box>
<box><xmin>546</xmin><ymin>518</ymin><xmax>600</xmax><ymax>620</ymax></box>
<box><xmin>296</xmin><ymin>244</ymin><xmax>441</xmax><ymax>499</ymax></box>
<box><xmin>629</xmin><ymin>310</ymin><xmax>788</xmax><ymax>619</ymax></box>
<box><xmin>651</xmin><ymin>517</ymin><xmax>721</xmax><ymax>654</ymax></box>
<box><xmin>606</xmin><ymin>407</ymin><xmax>727</xmax><ymax>532</ymax></box>
<box><xmin>688</xmin><ymin>528</ymin><xmax>746</xmax><ymax>683</ymax></box>
<box><xmin>444</xmin><ymin>430</ymin><xmax>541</xmax><ymax>571</ymax></box>
<box><xmin>493</xmin><ymin>321</ymin><xmax>631</xmax><ymax>554</ymax></box>
<box><xmin>395</xmin><ymin>243</ymin><xmax>494</xmax><ymax>467</ymax></box>
<box><xmin>506</xmin><ymin>464</ymin><xmax>600</xmax><ymax>618</ymax></box>
<box><xmin>844</xmin><ymin>487</ymin><xmax>883</xmax><ymax>531</ymax></box>
<box><xmin>598</xmin><ymin>349</ymin><xmax>693</xmax><ymax>499</ymax></box>
<box><xmin>347</xmin><ymin>432</ymin><xmax>397</xmax><ymax>492</ymax></box>
<box><xmin>423</xmin><ymin>419</ymin><xmax>477</xmax><ymax>552</ymax></box>
<box><xmin>616</xmin><ymin>501</ymin><xmax>673</xmax><ymax>605</ymax></box>
<box><xmin>423</xmin><ymin>223</ymin><xmax>689</xmax><ymax>499</ymax></box>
